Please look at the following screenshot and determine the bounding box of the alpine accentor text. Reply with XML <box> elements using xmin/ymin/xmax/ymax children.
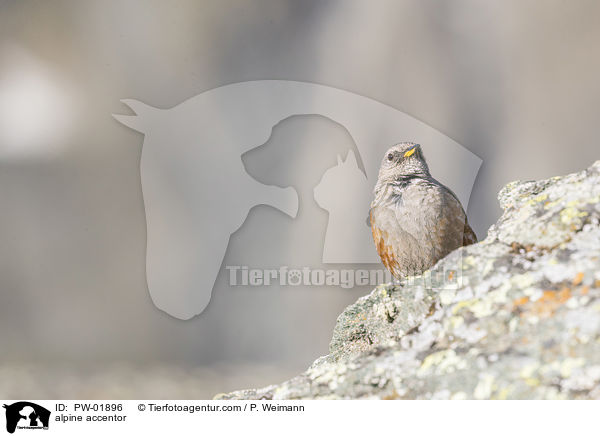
<box><xmin>370</xmin><ymin>142</ymin><xmax>477</xmax><ymax>279</ymax></box>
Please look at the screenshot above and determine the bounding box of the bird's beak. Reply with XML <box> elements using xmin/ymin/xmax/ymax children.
<box><xmin>403</xmin><ymin>145</ymin><xmax>417</xmax><ymax>158</ymax></box>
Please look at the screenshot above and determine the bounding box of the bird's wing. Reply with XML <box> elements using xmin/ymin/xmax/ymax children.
<box><xmin>462</xmin><ymin>219</ymin><xmax>477</xmax><ymax>246</ymax></box>
<box><xmin>433</xmin><ymin>179</ymin><xmax>478</xmax><ymax>247</ymax></box>
<box><xmin>434</xmin><ymin>180</ymin><xmax>477</xmax><ymax>247</ymax></box>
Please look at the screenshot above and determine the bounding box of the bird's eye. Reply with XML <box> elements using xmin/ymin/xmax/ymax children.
<box><xmin>387</xmin><ymin>153</ymin><xmax>394</xmax><ymax>161</ymax></box>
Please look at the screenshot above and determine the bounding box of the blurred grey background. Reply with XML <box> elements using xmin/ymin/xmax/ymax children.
<box><xmin>0</xmin><ymin>0</ymin><xmax>599</xmax><ymax>398</ymax></box>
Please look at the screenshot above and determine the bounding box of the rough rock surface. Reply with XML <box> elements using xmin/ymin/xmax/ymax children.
<box><xmin>216</xmin><ymin>162</ymin><xmax>600</xmax><ymax>399</ymax></box>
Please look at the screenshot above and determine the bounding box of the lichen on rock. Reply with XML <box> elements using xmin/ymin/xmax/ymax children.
<box><xmin>216</xmin><ymin>161</ymin><xmax>600</xmax><ymax>399</ymax></box>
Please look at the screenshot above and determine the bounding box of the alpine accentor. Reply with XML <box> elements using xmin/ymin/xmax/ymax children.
<box><xmin>370</xmin><ymin>142</ymin><xmax>477</xmax><ymax>279</ymax></box>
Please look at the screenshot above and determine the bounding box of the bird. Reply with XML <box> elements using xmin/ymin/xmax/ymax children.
<box><xmin>370</xmin><ymin>142</ymin><xmax>477</xmax><ymax>279</ymax></box>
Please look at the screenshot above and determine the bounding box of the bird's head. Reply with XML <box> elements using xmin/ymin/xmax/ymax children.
<box><xmin>376</xmin><ymin>142</ymin><xmax>430</xmax><ymax>185</ymax></box>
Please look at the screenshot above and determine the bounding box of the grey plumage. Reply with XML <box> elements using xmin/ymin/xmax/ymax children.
<box><xmin>370</xmin><ymin>142</ymin><xmax>477</xmax><ymax>279</ymax></box>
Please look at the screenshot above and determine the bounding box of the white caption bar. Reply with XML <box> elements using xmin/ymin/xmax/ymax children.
<box><xmin>0</xmin><ymin>400</ymin><xmax>594</xmax><ymax>436</ymax></box>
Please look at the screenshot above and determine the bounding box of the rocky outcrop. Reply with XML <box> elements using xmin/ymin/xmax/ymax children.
<box><xmin>216</xmin><ymin>162</ymin><xmax>600</xmax><ymax>399</ymax></box>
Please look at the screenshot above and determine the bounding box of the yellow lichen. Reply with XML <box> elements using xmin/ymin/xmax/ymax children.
<box><xmin>513</xmin><ymin>296</ymin><xmax>530</xmax><ymax>307</ymax></box>
<box><xmin>494</xmin><ymin>387</ymin><xmax>511</xmax><ymax>400</ymax></box>
<box><xmin>450</xmin><ymin>391</ymin><xmax>468</xmax><ymax>400</ymax></box>
<box><xmin>449</xmin><ymin>316</ymin><xmax>464</xmax><ymax>329</ymax></box>
<box><xmin>560</xmin><ymin>358</ymin><xmax>585</xmax><ymax>378</ymax></box>
<box><xmin>520</xmin><ymin>363</ymin><xmax>539</xmax><ymax>378</ymax></box>
<box><xmin>469</xmin><ymin>300</ymin><xmax>495</xmax><ymax>318</ymax></box>
<box><xmin>451</xmin><ymin>299</ymin><xmax>478</xmax><ymax>315</ymax></box>
<box><xmin>526</xmin><ymin>193</ymin><xmax>548</xmax><ymax>206</ymax></box>
<box><xmin>560</xmin><ymin>207</ymin><xmax>588</xmax><ymax>225</ymax></box>
<box><xmin>473</xmin><ymin>375</ymin><xmax>496</xmax><ymax>399</ymax></box>
<box><xmin>418</xmin><ymin>350</ymin><xmax>460</xmax><ymax>376</ymax></box>
<box><xmin>572</xmin><ymin>272</ymin><xmax>584</xmax><ymax>286</ymax></box>
<box><xmin>518</xmin><ymin>287</ymin><xmax>572</xmax><ymax>318</ymax></box>
<box><xmin>525</xmin><ymin>378</ymin><xmax>541</xmax><ymax>387</ymax></box>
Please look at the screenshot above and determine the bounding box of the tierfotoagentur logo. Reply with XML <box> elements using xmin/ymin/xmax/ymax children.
<box><xmin>227</xmin><ymin>266</ymin><xmax>394</xmax><ymax>288</ymax></box>
<box><xmin>226</xmin><ymin>265</ymin><xmax>460</xmax><ymax>290</ymax></box>
<box><xmin>3</xmin><ymin>402</ymin><xmax>50</xmax><ymax>434</ymax></box>
<box><xmin>114</xmin><ymin>80</ymin><xmax>481</xmax><ymax>319</ymax></box>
